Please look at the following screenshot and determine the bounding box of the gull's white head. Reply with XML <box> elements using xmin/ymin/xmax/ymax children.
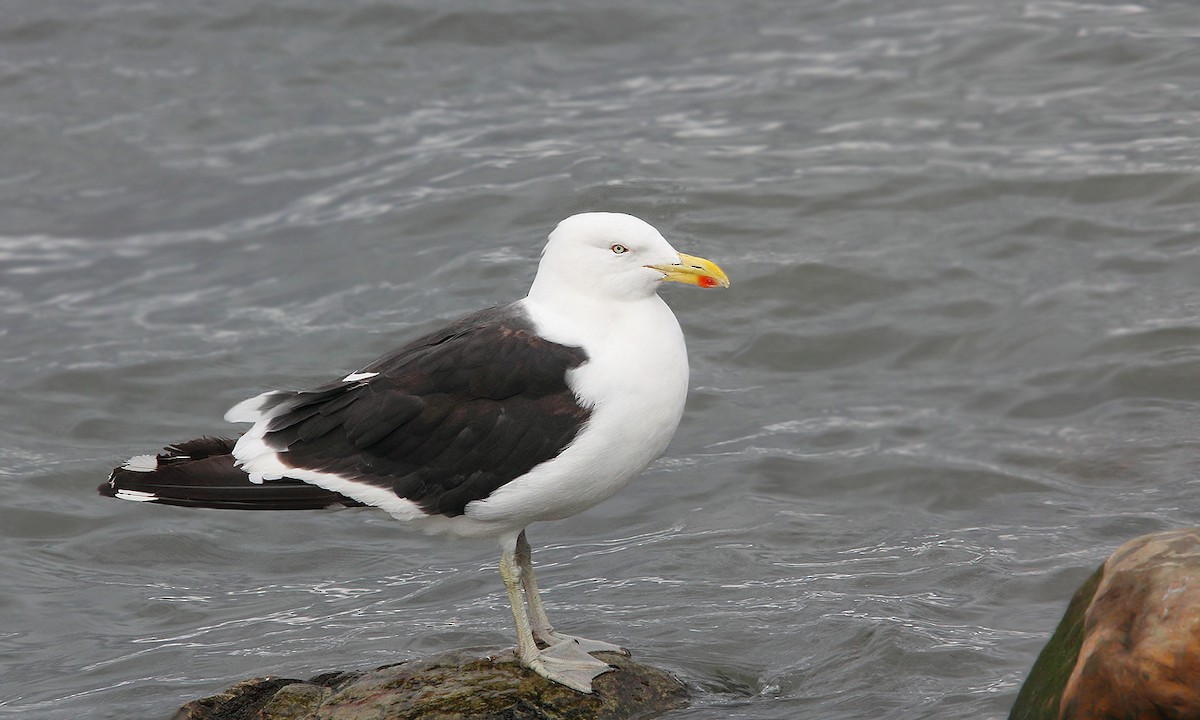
<box><xmin>528</xmin><ymin>212</ymin><xmax>729</xmax><ymax>305</ymax></box>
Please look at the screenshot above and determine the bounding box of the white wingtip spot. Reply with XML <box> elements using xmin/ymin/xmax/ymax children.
<box><xmin>114</xmin><ymin>489</ymin><xmax>158</xmax><ymax>502</ymax></box>
<box><xmin>121</xmin><ymin>455</ymin><xmax>158</xmax><ymax>472</ymax></box>
<box><xmin>342</xmin><ymin>371</ymin><xmax>378</xmax><ymax>383</ymax></box>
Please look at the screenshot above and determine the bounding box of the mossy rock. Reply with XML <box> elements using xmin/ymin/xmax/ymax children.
<box><xmin>172</xmin><ymin>649</ymin><xmax>687</xmax><ymax>720</ymax></box>
<box><xmin>1010</xmin><ymin>528</ymin><xmax>1200</xmax><ymax>720</ymax></box>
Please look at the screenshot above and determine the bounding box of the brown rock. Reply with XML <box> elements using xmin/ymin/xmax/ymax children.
<box><xmin>172</xmin><ymin>649</ymin><xmax>687</xmax><ymax>720</ymax></box>
<box><xmin>1061</xmin><ymin>528</ymin><xmax>1200</xmax><ymax>719</ymax></box>
<box><xmin>1010</xmin><ymin>528</ymin><xmax>1200</xmax><ymax>720</ymax></box>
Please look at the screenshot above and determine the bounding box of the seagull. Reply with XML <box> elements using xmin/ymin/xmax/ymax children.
<box><xmin>101</xmin><ymin>212</ymin><xmax>729</xmax><ymax>693</ymax></box>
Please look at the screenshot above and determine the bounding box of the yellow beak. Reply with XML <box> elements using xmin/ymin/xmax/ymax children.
<box><xmin>647</xmin><ymin>252</ymin><xmax>730</xmax><ymax>289</ymax></box>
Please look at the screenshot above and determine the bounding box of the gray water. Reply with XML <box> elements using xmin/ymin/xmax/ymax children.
<box><xmin>3</xmin><ymin>1</ymin><xmax>1199</xmax><ymax>718</ymax></box>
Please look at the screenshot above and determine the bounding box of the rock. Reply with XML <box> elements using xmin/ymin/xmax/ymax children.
<box><xmin>172</xmin><ymin>648</ymin><xmax>687</xmax><ymax>720</ymax></box>
<box><xmin>1010</xmin><ymin>528</ymin><xmax>1200</xmax><ymax>720</ymax></box>
<box><xmin>172</xmin><ymin>677</ymin><xmax>310</xmax><ymax>720</ymax></box>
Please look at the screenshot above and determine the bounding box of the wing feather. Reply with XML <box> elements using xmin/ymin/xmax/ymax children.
<box><xmin>255</xmin><ymin>305</ymin><xmax>590</xmax><ymax>517</ymax></box>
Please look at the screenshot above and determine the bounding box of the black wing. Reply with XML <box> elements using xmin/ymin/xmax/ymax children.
<box><xmin>100</xmin><ymin>436</ymin><xmax>364</xmax><ymax>510</ymax></box>
<box><xmin>254</xmin><ymin>305</ymin><xmax>592</xmax><ymax>517</ymax></box>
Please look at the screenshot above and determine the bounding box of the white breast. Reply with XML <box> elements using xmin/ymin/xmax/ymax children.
<box><xmin>464</xmin><ymin>295</ymin><xmax>689</xmax><ymax>526</ymax></box>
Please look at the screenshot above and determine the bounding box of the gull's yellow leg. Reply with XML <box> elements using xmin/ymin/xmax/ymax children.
<box><xmin>515</xmin><ymin>529</ymin><xmax>629</xmax><ymax>656</ymax></box>
<box><xmin>499</xmin><ymin>530</ymin><xmax>614</xmax><ymax>693</ymax></box>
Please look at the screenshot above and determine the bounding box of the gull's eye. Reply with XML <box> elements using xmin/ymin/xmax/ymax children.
<box><xmin>610</xmin><ymin>244</ymin><xmax>629</xmax><ymax>255</ymax></box>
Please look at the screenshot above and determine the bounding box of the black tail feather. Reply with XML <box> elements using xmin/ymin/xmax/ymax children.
<box><xmin>100</xmin><ymin>436</ymin><xmax>363</xmax><ymax>511</ymax></box>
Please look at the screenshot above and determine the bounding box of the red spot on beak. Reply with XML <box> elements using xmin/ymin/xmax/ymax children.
<box><xmin>697</xmin><ymin>275</ymin><xmax>718</xmax><ymax>288</ymax></box>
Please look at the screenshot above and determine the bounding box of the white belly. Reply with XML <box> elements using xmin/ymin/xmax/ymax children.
<box><xmin>464</xmin><ymin>296</ymin><xmax>689</xmax><ymax>527</ymax></box>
